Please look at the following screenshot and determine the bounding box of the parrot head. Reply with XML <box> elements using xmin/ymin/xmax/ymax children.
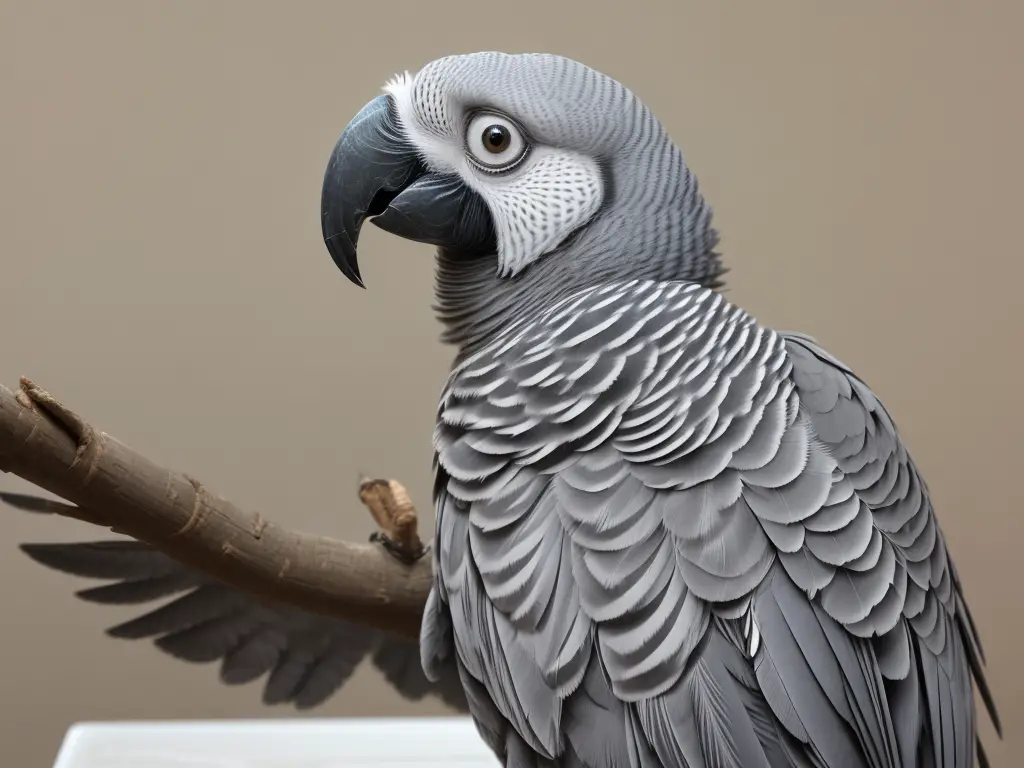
<box><xmin>321</xmin><ymin>52</ymin><xmax>723</xmax><ymax>296</ymax></box>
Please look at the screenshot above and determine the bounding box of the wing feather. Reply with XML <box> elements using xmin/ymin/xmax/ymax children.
<box><xmin>783</xmin><ymin>333</ymin><xmax>1001</xmax><ymax>764</ymax></box>
<box><xmin>6</xmin><ymin>504</ymin><xmax>467</xmax><ymax>713</ymax></box>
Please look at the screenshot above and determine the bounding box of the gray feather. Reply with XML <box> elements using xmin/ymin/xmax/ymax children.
<box><xmin>425</xmin><ymin>280</ymin><xmax>999</xmax><ymax>766</ymax></box>
<box><xmin>635</xmin><ymin>622</ymin><xmax>778</xmax><ymax>768</ymax></box>
<box><xmin>10</xmin><ymin>508</ymin><xmax>468</xmax><ymax>713</ymax></box>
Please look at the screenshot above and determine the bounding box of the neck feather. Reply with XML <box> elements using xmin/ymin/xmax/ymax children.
<box><xmin>434</xmin><ymin>151</ymin><xmax>724</xmax><ymax>361</ymax></box>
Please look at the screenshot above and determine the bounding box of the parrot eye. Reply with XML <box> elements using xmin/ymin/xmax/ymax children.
<box><xmin>483</xmin><ymin>125</ymin><xmax>511</xmax><ymax>153</ymax></box>
<box><xmin>465</xmin><ymin>112</ymin><xmax>529</xmax><ymax>173</ymax></box>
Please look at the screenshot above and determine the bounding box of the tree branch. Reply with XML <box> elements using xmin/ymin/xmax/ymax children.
<box><xmin>0</xmin><ymin>377</ymin><xmax>431</xmax><ymax>640</ymax></box>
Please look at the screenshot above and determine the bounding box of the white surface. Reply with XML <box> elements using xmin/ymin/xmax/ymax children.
<box><xmin>52</xmin><ymin>717</ymin><xmax>501</xmax><ymax>768</ymax></box>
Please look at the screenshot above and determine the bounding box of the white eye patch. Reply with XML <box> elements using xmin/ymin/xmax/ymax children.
<box><xmin>467</xmin><ymin>147</ymin><xmax>604</xmax><ymax>277</ymax></box>
<box><xmin>383</xmin><ymin>71</ymin><xmax>605</xmax><ymax>277</ymax></box>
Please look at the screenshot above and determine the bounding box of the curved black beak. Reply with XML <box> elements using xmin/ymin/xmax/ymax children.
<box><xmin>320</xmin><ymin>95</ymin><xmax>495</xmax><ymax>288</ymax></box>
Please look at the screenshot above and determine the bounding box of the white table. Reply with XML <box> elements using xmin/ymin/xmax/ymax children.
<box><xmin>52</xmin><ymin>716</ymin><xmax>501</xmax><ymax>767</ymax></box>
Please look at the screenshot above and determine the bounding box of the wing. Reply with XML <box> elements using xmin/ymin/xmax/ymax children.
<box><xmin>5</xmin><ymin>494</ymin><xmax>467</xmax><ymax>713</ymax></box>
<box><xmin>780</xmin><ymin>333</ymin><xmax>1000</xmax><ymax>767</ymax></box>
<box><xmin>427</xmin><ymin>279</ymin><xmax>998</xmax><ymax>768</ymax></box>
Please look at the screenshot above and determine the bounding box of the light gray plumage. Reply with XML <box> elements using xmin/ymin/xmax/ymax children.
<box><xmin>10</xmin><ymin>51</ymin><xmax>999</xmax><ymax>767</ymax></box>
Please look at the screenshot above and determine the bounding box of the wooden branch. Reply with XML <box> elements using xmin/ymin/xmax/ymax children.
<box><xmin>0</xmin><ymin>377</ymin><xmax>431</xmax><ymax>640</ymax></box>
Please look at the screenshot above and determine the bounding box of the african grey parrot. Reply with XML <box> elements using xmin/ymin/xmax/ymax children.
<box><xmin>315</xmin><ymin>52</ymin><xmax>1001</xmax><ymax>767</ymax></box>
<box><xmin>8</xmin><ymin>51</ymin><xmax>999</xmax><ymax>767</ymax></box>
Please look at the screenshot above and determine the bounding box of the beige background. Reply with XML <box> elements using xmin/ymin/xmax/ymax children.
<box><xmin>1</xmin><ymin>0</ymin><xmax>1020</xmax><ymax>764</ymax></box>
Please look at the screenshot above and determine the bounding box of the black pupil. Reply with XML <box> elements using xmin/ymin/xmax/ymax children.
<box><xmin>483</xmin><ymin>125</ymin><xmax>510</xmax><ymax>153</ymax></box>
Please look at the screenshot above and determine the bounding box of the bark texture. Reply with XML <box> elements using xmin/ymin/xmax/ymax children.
<box><xmin>0</xmin><ymin>377</ymin><xmax>431</xmax><ymax>641</ymax></box>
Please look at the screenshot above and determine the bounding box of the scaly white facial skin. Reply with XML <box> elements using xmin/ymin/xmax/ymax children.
<box><xmin>383</xmin><ymin>72</ymin><xmax>604</xmax><ymax>278</ymax></box>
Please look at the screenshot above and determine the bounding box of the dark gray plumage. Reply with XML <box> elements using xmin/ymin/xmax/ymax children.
<box><xmin>5</xmin><ymin>494</ymin><xmax>466</xmax><ymax>713</ymax></box>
